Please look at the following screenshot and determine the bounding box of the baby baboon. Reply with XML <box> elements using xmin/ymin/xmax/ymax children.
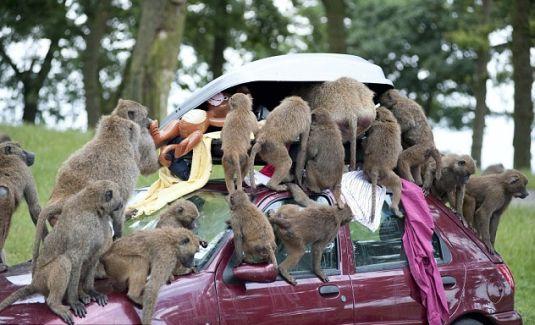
<box><xmin>0</xmin><ymin>134</ymin><xmax>11</xmax><ymax>143</ymax></box>
<box><xmin>228</xmin><ymin>190</ymin><xmax>277</xmax><ymax>267</ymax></box>
<box><xmin>33</xmin><ymin>115</ymin><xmax>141</xmax><ymax>269</ymax></box>
<box><xmin>482</xmin><ymin>163</ymin><xmax>505</xmax><ymax>176</ymax></box>
<box><xmin>463</xmin><ymin>169</ymin><xmax>529</xmax><ymax>254</ymax></box>
<box><xmin>248</xmin><ymin>96</ymin><xmax>311</xmax><ymax>191</ymax></box>
<box><xmin>111</xmin><ymin>99</ymin><xmax>160</xmax><ymax>175</ymax></box>
<box><xmin>379</xmin><ymin>89</ymin><xmax>441</xmax><ymax>185</ymax></box>
<box><xmin>363</xmin><ymin>106</ymin><xmax>403</xmax><ymax>219</ymax></box>
<box><xmin>156</xmin><ymin>199</ymin><xmax>200</xmax><ymax>229</ymax></box>
<box><xmin>101</xmin><ymin>227</ymin><xmax>200</xmax><ymax>325</ymax></box>
<box><xmin>300</xmin><ymin>77</ymin><xmax>376</xmax><ymax>171</ymax></box>
<box><xmin>300</xmin><ymin>109</ymin><xmax>345</xmax><ymax>208</ymax></box>
<box><xmin>423</xmin><ymin>153</ymin><xmax>475</xmax><ymax>224</ymax></box>
<box><xmin>0</xmin><ymin>141</ymin><xmax>40</xmax><ymax>272</ymax></box>
<box><xmin>0</xmin><ymin>180</ymin><xmax>123</xmax><ymax>325</ymax></box>
<box><xmin>267</xmin><ymin>203</ymin><xmax>353</xmax><ymax>285</ymax></box>
<box><xmin>221</xmin><ymin>93</ymin><xmax>258</xmax><ymax>193</ymax></box>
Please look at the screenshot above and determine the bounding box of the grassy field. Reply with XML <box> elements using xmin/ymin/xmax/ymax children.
<box><xmin>1</xmin><ymin>124</ymin><xmax>534</xmax><ymax>322</ymax></box>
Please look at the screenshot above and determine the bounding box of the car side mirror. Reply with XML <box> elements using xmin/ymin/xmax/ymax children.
<box><xmin>233</xmin><ymin>263</ymin><xmax>277</xmax><ymax>283</ymax></box>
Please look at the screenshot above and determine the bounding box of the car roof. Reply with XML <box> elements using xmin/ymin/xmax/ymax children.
<box><xmin>162</xmin><ymin>53</ymin><xmax>394</xmax><ymax>126</ymax></box>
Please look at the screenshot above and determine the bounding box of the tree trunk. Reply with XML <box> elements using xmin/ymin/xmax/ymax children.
<box><xmin>210</xmin><ymin>0</ymin><xmax>228</xmax><ymax>79</ymax></box>
<box><xmin>82</xmin><ymin>0</ymin><xmax>111</xmax><ymax>128</ymax></box>
<box><xmin>122</xmin><ymin>0</ymin><xmax>187</xmax><ymax>120</ymax></box>
<box><xmin>511</xmin><ymin>0</ymin><xmax>533</xmax><ymax>169</ymax></box>
<box><xmin>470</xmin><ymin>0</ymin><xmax>492</xmax><ymax>168</ymax></box>
<box><xmin>22</xmin><ymin>86</ymin><xmax>39</xmax><ymax>123</ymax></box>
<box><xmin>320</xmin><ymin>0</ymin><xmax>347</xmax><ymax>53</ymax></box>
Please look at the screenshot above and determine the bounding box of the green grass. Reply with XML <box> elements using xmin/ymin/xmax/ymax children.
<box><xmin>1</xmin><ymin>124</ymin><xmax>534</xmax><ymax>322</ymax></box>
<box><xmin>495</xmin><ymin>206</ymin><xmax>535</xmax><ymax>323</ymax></box>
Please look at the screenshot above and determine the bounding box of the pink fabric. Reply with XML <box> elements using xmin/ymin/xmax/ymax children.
<box><xmin>401</xmin><ymin>179</ymin><xmax>449</xmax><ymax>325</ymax></box>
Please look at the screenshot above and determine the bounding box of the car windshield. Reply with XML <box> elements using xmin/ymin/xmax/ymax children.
<box><xmin>124</xmin><ymin>189</ymin><xmax>230</xmax><ymax>269</ymax></box>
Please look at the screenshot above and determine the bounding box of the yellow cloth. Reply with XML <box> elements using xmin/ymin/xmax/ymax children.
<box><xmin>128</xmin><ymin>132</ymin><xmax>221</xmax><ymax>217</ymax></box>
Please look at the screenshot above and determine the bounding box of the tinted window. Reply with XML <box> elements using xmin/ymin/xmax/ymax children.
<box><xmin>351</xmin><ymin>196</ymin><xmax>442</xmax><ymax>270</ymax></box>
<box><xmin>265</xmin><ymin>196</ymin><xmax>338</xmax><ymax>274</ymax></box>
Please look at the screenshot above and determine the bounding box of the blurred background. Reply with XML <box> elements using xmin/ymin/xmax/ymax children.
<box><xmin>0</xmin><ymin>0</ymin><xmax>533</xmax><ymax>170</ymax></box>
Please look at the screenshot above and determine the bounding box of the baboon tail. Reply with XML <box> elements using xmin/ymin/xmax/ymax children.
<box><xmin>287</xmin><ymin>183</ymin><xmax>316</xmax><ymax>207</ymax></box>
<box><xmin>370</xmin><ymin>170</ymin><xmax>378</xmax><ymax>223</ymax></box>
<box><xmin>295</xmin><ymin>124</ymin><xmax>310</xmax><ymax>187</ymax></box>
<box><xmin>232</xmin><ymin>153</ymin><xmax>242</xmax><ymax>191</ymax></box>
<box><xmin>431</xmin><ymin>148</ymin><xmax>442</xmax><ymax>181</ymax></box>
<box><xmin>0</xmin><ymin>286</ymin><xmax>35</xmax><ymax>312</ymax></box>
<box><xmin>248</xmin><ymin>141</ymin><xmax>262</xmax><ymax>190</ymax></box>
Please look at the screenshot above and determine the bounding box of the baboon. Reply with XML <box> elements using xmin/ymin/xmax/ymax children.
<box><xmin>0</xmin><ymin>180</ymin><xmax>123</xmax><ymax>325</ymax></box>
<box><xmin>463</xmin><ymin>169</ymin><xmax>529</xmax><ymax>254</ymax></box>
<box><xmin>300</xmin><ymin>77</ymin><xmax>376</xmax><ymax>171</ymax></box>
<box><xmin>33</xmin><ymin>115</ymin><xmax>141</xmax><ymax>270</ymax></box>
<box><xmin>267</xmin><ymin>203</ymin><xmax>353</xmax><ymax>285</ymax></box>
<box><xmin>0</xmin><ymin>141</ymin><xmax>40</xmax><ymax>272</ymax></box>
<box><xmin>363</xmin><ymin>106</ymin><xmax>403</xmax><ymax>220</ymax></box>
<box><xmin>228</xmin><ymin>190</ymin><xmax>277</xmax><ymax>267</ymax></box>
<box><xmin>248</xmin><ymin>96</ymin><xmax>311</xmax><ymax>191</ymax></box>
<box><xmin>221</xmin><ymin>93</ymin><xmax>259</xmax><ymax>193</ymax></box>
<box><xmin>287</xmin><ymin>183</ymin><xmax>318</xmax><ymax>207</ymax></box>
<box><xmin>111</xmin><ymin>99</ymin><xmax>160</xmax><ymax>175</ymax></box>
<box><xmin>156</xmin><ymin>199</ymin><xmax>200</xmax><ymax>229</ymax></box>
<box><xmin>0</xmin><ymin>134</ymin><xmax>11</xmax><ymax>143</ymax></box>
<box><xmin>422</xmin><ymin>153</ymin><xmax>476</xmax><ymax>224</ymax></box>
<box><xmin>482</xmin><ymin>163</ymin><xmax>505</xmax><ymax>176</ymax></box>
<box><xmin>379</xmin><ymin>89</ymin><xmax>441</xmax><ymax>185</ymax></box>
<box><xmin>101</xmin><ymin>227</ymin><xmax>200</xmax><ymax>325</ymax></box>
<box><xmin>300</xmin><ymin>109</ymin><xmax>344</xmax><ymax>208</ymax></box>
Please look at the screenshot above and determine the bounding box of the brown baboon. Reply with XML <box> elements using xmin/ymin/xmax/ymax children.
<box><xmin>111</xmin><ymin>99</ymin><xmax>160</xmax><ymax>175</ymax></box>
<box><xmin>463</xmin><ymin>169</ymin><xmax>529</xmax><ymax>254</ymax></box>
<box><xmin>0</xmin><ymin>141</ymin><xmax>40</xmax><ymax>272</ymax></box>
<box><xmin>300</xmin><ymin>77</ymin><xmax>376</xmax><ymax>171</ymax></box>
<box><xmin>267</xmin><ymin>203</ymin><xmax>353</xmax><ymax>285</ymax></box>
<box><xmin>0</xmin><ymin>134</ymin><xmax>11</xmax><ymax>143</ymax></box>
<box><xmin>379</xmin><ymin>89</ymin><xmax>441</xmax><ymax>185</ymax></box>
<box><xmin>287</xmin><ymin>183</ymin><xmax>318</xmax><ymax>207</ymax></box>
<box><xmin>482</xmin><ymin>163</ymin><xmax>505</xmax><ymax>176</ymax></box>
<box><xmin>221</xmin><ymin>93</ymin><xmax>259</xmax><ymax>193</ymax></box>
<box><xmin>363</xmin><ymin>106</ymin><xmax>403</xmax><ymax>220</ymax></box>
<box><xmin>228</xmin><ymin>190</ymin><xmax>277</xmax><ymax>267</ymax></box>
<box><xmin>248</xmin><ymin>96</ymin><xmax>311</xmax><ymax>191</ymax></box>
<box><xmin>300</xmin><ymin>108</ymin><xmax>344</xmax><ymax>208</ymax></box>
<box><xmin>0</xmin><ymin>180</ymin><xmax>123</xmax><ymax>325</ymax></box>
<box><xmin>423</xmin><ymin>153</ymin><xmax>476</xmax><ymax>224</ymax></box>
<box><xmin>156</xmin><ymin>199</ymin><xmax>200</xmax><ymax>229</ymax></box>
<box><xmin>33</xmin><ymin>115</ymin><xmax>141</xmax><ymax>270</ymax></box>
<box><xmin>101</xmin><ymin>227</ymin><xmax>200</xmax><ymax>325</ymax></box>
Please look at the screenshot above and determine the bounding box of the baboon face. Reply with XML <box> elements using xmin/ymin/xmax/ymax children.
<box><xmin>114</xmin><ymin>99</ymin><xmax>152</xmax><ymax>128</ymax></box>
<box><xmin>229</xmin><ymin>93</ymin><xmax>252</xmax><ymax>111</ymax></box>
<box><xmin>452</xmin><ymin>155</ymin><xmax>476</xmax><ymax>184</ymax></box>
<box><xmin>504</xmin><ymin>170</ymin><xmax>529</xmax><ymax>198</ymax></box>
<box><xmin>176</xmin><ymin>232</ymin><xmax>200</xmax><ymax>268</ymax></box>
<box><xmin>88</xmin><ymin>180</ymin><xmax>124</xmax><ymax>214</ymax></box>
<box><xmin>0</xmin><ymin>141</ymin><xmax>35</xmax><ymax>166</ymax></box>
<box><xmin>378</xmin><ymin>89</ymin><xmax>399</xmax><ymax>107</ymax></box>
<box><xmin>168</xmin><ymin>200</ymin><xmax>200</xmax><ymax>229</ymax></box>
<box><xmin>375</xmin><ymin>106</ymin><xmax>397</xmax><ymax>123</ymax></box>
<box><xmin>228</xmin><ymin>190</ymin><xmax>250</xmax><ymax>209</ymax></box>
<box><xmin>311</xmin><ymin>108</ymin><xmax>332</xmax><ymax>126</ymax></box>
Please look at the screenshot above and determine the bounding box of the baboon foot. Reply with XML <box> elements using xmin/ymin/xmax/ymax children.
<box><xmin>127</xmin><ymin>293</ymin><xmax>143</xmax><ymax>307</ymax></box>
<box><xmin>391</xmin><ymin>206</ymin><xmax>403</xmax><ymax>218</ymax></box>
<box><xmin>315</xmin><ymin>270</ymin><xmax>329</xmax><ymax>283</ymax></box>
<box><xmin>69</xmin><ymin>301</ymin><xmax>87</xmax><ymax>318</ymax></box>
<box><xmin>79</xmin><ymin>291</ymin><xmax>91</xmax><ymax>305</ymax></box>
<box><xmin>267</xmin><ymin>183</ymin><xmax>288</xmax><ymax>192</ymax></box>
<box><xmin>422</xmin><ymin>186</ymin><xmax>431</xmax><ymax>197</ymax></box>
<box><xmin>279</xmin><ymin>269</ymin><xmax>297</xmax><ymax>286</ymax></box>
<box><xmin>49</xmin><ymin>304</ymin><xmax>73</xmax><ymax>325</ymax></box>
<box><xmin>88</xmin><ymin>289</ymin><xmax>108</xmax><ymax>306</ymax></box>
<box><xmin>0</xmin><ymin>263</ymin><xmax>7</xmax><ymax>273</ymax></box>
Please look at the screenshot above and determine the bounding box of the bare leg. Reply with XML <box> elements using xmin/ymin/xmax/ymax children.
<box><xmin>278</xmin><ymin>245</ymin><xmax>305</xmax><ymax>286</ymax></box>
<box><xmin>382</xmin><ymin>170</ymin><xmax>402</xmax><ymax>217</ymax></box>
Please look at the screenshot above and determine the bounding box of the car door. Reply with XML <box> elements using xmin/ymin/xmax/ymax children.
<box><xmin>215</xmin><ymin>195</ymin><xmax>354</xmax><ymax>325</ymax></box>
<box><xmin>348</xmin><ymin>196</ymin><xmax>449</xmax><ymax>324</ymax></box>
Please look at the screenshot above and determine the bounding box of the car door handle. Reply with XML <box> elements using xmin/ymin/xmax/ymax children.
<box><xmin>441</xmin><ymin>276</ymin><xmax>456</xmax><ymax>288</ymax></box>
<box><xmin>319</xmin><ymin>285</ymin><xmax>339</xmax><ymax>296</ymax></box>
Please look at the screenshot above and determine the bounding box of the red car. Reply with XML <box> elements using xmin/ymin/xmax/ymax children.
<box><xmin>0</xmin><ymin>180</ymin><xmax>521</xmax><ymax>324</ymax></box>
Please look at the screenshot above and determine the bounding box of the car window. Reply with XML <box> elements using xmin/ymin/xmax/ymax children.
<box><xmin>124</xmin><ymin>190</ymin><xmax>230</xmax><ymax>269</ymax></box>
<box><xmin>264</xmin><ymin>195</ymin><xmax>338</xmax><ymax>274</ymax></box>
<box><xmin>350</xmin><ymin>195</ymin><xmax>443</xmax><ymax>271</ymax></box>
